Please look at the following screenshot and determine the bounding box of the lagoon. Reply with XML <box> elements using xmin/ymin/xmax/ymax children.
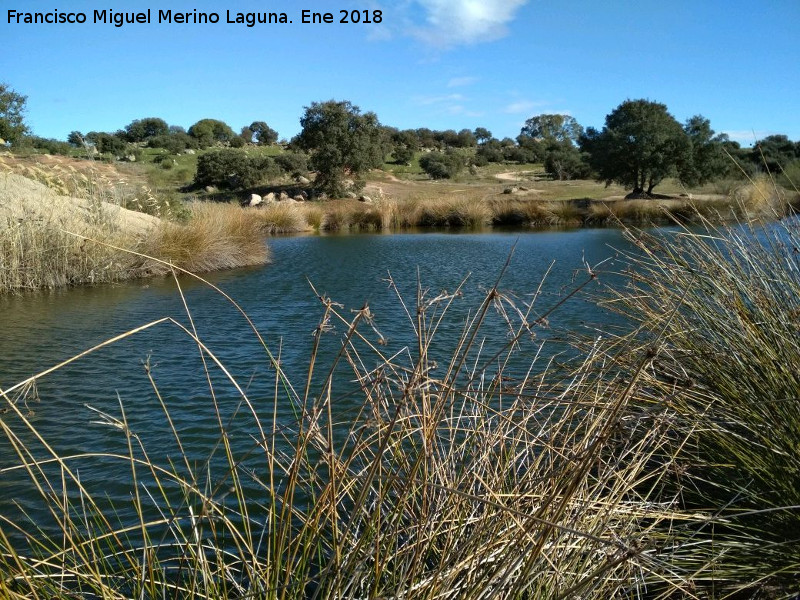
<box><xmin>0</xmin><ymin>229</ymin><xmax>634</xmax><ymax>530</ymax></box>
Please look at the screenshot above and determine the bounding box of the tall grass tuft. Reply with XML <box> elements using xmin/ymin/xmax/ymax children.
<box><xmin>602</xmin><ymin>215</ymin><xmax>800</xmax><ymax>595</ymax></box>
<box><xmin>139</xmin><ymin>202</ymin><xmax>270</xmax><ymax>273</ymax></box>
<box><xmin>0</xmin><ymin>172</ymin><xmax>271</xmax><ymax>291</ymax></box>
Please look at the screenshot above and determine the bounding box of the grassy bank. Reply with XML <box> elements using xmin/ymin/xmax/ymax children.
<box><xmin>2</xmin><ymin>211</ymin><xmax>800</xmax><ymax>597</ymax></box>
<box><xmin>241</xmin><ymin>175</ymin><xmax>797</xmax><ymax>233</ymax></box>
<box><xmin>3</xmin><ymin>151</ymin><xmax>797</xmax><ymax>295</ymax></box>
<box><xmin>0</xmin><ymin>172</ymin><xmax>271</xmax><ymax>293</ymax></box>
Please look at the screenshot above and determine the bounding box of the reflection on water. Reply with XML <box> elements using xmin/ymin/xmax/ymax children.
<box><xmin>0</xmin><ymin>229</ymin><xmax>634</xmax><ymax>530</ymax></box>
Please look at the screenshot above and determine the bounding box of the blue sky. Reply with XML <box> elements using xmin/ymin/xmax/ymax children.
<box><xmin>3</xmin><ymin>0</ymin><xmax>799</xmax><ymax>146</ymax></box>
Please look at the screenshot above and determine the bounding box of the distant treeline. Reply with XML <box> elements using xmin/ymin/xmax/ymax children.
<box><xmin>3</xmin><ymin>81</ymin><xmax>799</xmax><ymax>196</ymax></box>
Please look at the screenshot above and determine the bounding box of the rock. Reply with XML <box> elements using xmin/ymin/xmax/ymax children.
<box><xmin>264</xmin><ymin>192</ymin><xmax>276</xmax><ymax>203</ymax></box>
<box><xmin>204</xmin><ymin>185</ymin><xmax>218</xmax><ymax>194</ymax></box>
<box><xmin>503</xmin><ymin>186</ymin><xmax>519</xmax><ymax>194</ymax></box>
<box><xmin>359</xmin><ymin>195</ymin><xmax>373</xmax><ymax>203</ymax></box>
<box><xmin>316</xmin><ymin>192</ymin><xmax>328</xmax><ymax>200</ymax></box>
<box><xmin>293</xmin><ymin>195</ymin><xmax>305</xmax><ymax>202</ymax></box>
<box><xmin>279</xmin><ymin>191</ymin><xmax>289</xmax><ymax>201</ymax></box>
<box><xmin>125</xmin><ymin>154</ymin><xmax>136</xmax><ymax>162</ymax></box>
<box><xmin>297</xmin><ymin>175</ymin><xmax>310</xmax><ymax>184</ymax></box>
<box><xmin>248</xmin><ymin>194</ymin><xmax>262</xmax><ymax>207</ymax></box>
<box><xmin>343</xmin><ymin>179</ymin><xmax>355</xmax><ymax>189</ymax></box>
<box><xmin>184</xmin><ymin>149</ymin><xmax>196</xmax><ymax>155</ymax></box>
<box><xmin>345</xmin><ymin>191</ymin><xmax>358</xmax><ymax>199</ymax></box>
<box><xmin>518</xmin><ymin>186</ymin><xmax>529</xmax><ymax>191</ymax></box>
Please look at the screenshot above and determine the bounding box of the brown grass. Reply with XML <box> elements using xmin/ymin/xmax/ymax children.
<box><xmin>138</xmin><ymin>202</ymin><xmax>271</xmax><ymax>274</ymax></box>
<box><xmin>0</xmin><ymin>172</ymin><xmax>271</xmax><ymax>292</ymax></box>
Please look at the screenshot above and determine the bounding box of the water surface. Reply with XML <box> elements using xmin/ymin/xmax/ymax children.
<box><xmin>0</xmin><ymin>229</ymin><xmax>634</xmax><ymax>528</ymax></box>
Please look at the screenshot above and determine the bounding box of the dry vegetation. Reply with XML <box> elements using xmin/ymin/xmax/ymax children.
<box><xmin>0</xmin><ymin>171</ymin><xmax>271</xmax><ymax>292</ymax></box>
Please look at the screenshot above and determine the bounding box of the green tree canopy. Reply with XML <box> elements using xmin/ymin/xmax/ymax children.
<box><xmin>419</xmin><ymin>150</ymin><xmax>467</xmax><ymax>179</ymax></box>
<box><xmin>391</xmin><ymin>129</ymin><xmax>419</xmax><ymax>165</ymax></box>
<box><xmin>194</xmin><ymin>148</ymin><xmax>277</xmax><ymax>189</ymax></box>
<box><xmin>86</xmin><ymin>131</ymin><xmax>128</xmax><ymax>155</ymax></box>
<box><xmin>188</xmin><ymin>118</ymin><xmax>236</xmax><ymax>148</ymax></box>
<box><xmin>679</xmin><ymin>115</ymin><xmax>730</xmax><ymax>186</ymax></box>
<box><xmin>248</xmin><ymin>121</ymin><xmax>279</xmax><ymax>146</ymax></box>
<box><xmin>124</xmin><ymin>117</ymin><xmax>169</xmax><ymax>142</ymax></box>
<box><xmin>67</xmin><ymin>131</ymin><xmax>85</xmax><ymax>147</ymax></box>
<box><xmin>0</xmin><ymin>83</ymin><xmax>29</xmax><ymax>145</ymax></box>
<box><xmin>473</xmin><ymin>127</ymin><xmax>493</xmax><ymax>144</ymax></box>
<box><xmin>294</xmin><ymin>100</ymin><xmax>385</xmax><ymax>195</ymax></box>
<box><xmin>580</xmin><ymin>99</ymin><xmax>691</xmax><ymax>196</ymax></box>
<box><xmin>752</xmin><ymin>134</ymin><xmax>800</xmax><ymax>174</ymax></box>
<box><xmin>520</xmin><ymin>114</ymin><xmax>583</xmax><ymax>146</ymax></box>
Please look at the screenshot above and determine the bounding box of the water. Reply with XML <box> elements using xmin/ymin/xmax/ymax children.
<box><xmin>0</xmin><ymin>229</ymin><xmax>634</xmax><ymax>537</ymax></box>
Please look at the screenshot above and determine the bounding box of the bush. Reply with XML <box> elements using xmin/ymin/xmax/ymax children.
<box><xmin>419</xmin><ymin>151</ymin><xmax>466</xmax><ymax>179</ymax></box>
<box><xmin>194</xmin><ymin>149</ymin><xmax>277</xmax><ymax>189</ymax></box>
<box><xmin>544</xmin><ymin>146</ymin><xmax>592</xmax><ymax>180</ymax></box>
<box><xmin>274</xmin><ymin>151</ymin><xmax>309</xmax><ymax>177</ymax></box>
<box><xmin>147</xmin><ymin>132</ymin><xmax>197</xmax><ymax>154</ymax></box>
<box><xmin>392</xmin><ymin>145</ymin><xmax>415</xmax><ymax>165</ymax></box>
<box><xmin>18</xmin><ymin>136</ymin><xmax>73</xmax><ymax>156</ymax></box>
<box><xmin>475</xmin><ymin>145</ymin><xmax>504</xmax><ymax>165</ymax></box>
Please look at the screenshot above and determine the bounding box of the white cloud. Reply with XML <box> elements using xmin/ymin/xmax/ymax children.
<box><xmin>503</xmin><ymin>100</ymin><xmax>540</xmax><ymax>115</ymax></box>
<box><xmin>413</xmin><ymin>93</ymin><xmax>465</xmax><ymax>105</ymax></box>
<box><xmin>414</xmin><ymin>0</ymin><xmax>528</xmax><ymax>47</ymax></box>
<box><xmin>447</xmin><ymin>76</ymin><xmax>479</xmax><ymax>88</ymax></box>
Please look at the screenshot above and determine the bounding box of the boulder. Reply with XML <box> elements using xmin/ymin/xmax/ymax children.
<box><xmin>264</xmin><ymin>192</ymin><xmax>276</xmax><ymax>203</ymax></box>
<box><xmin>359</xmin><ymin>195</ymin><xmax>373</xmax><ymax>203</ymax></box>
<box><xmin>279</xmin><ymin>191</ymin><xmax>289</xmax><ymax>201</ymax></box>
<box><xmin>503</xmin><ymin>186</ymin><xmax>519</xmax><ymax>194</ymax></box>
<box><xmin>204</xmin><ymin>185</ymin><xmax>218</xmax><ymax>194</ymax></box>
<box><xmin>345</xmin><ymin>191</ymin><xmax>358</xmax><ymax>199</ymax></box>
<box><xmin>293</xmin><ymin>195</ymin><xmax>305</xmax><ymax>202</ymax></box>
<box><xmin>184</xmin><ymin>149</ymin><xmax>196</xmax><ymax>155</ymax></box>
<box><xmin>297</xmin><ymin>175</ymin><xmax>310</xmax><ymax>184</ymax></box>
<box><xmin>248</xmin><ymin>194</ymin><xmax>262</xmax><ymax>207</ymax></box>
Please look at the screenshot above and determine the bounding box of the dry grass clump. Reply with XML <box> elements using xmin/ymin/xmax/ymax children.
<box><xmin>0</xmin><ymin>172</ymin><xmax>272</xmax><ymax>291</ymax></box>
<box><xmin>0</xmin><ymin>153</ymin><xmax>181</xmax><ymax>219</ymax></box>
<box><xmin>312</xmin><ymin>199</ymin><xmax>388</xmax><ymax>231</ymax></box>
<box><xmin>0</xmin><ymin>172</ymin><xmax>152</xmax><ymax>291</ymax></box>
<box><xmin>416</xmin><ymin>196</ymin><xmax>491</xmax><ymax>228</ymax></box>
<box><xmin>254</xmin><ymin>201</ymin><xmax>312</xmax><ymax>233</ymax></box>
<box><xmin>140</xmin><ymin>202</ymin><xmax>270</xmax><ymax>274</ymax></box>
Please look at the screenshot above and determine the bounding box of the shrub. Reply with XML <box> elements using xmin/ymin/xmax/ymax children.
<box><xmin>147</xmin><ymin>132</ymin><xmax>197</xmax><ymax>154</ymax></box>
<box><xmin>544</xmin><ymin>145</ymin><xmax>592</xmax><ymax>180</ymax></box>
<box><xmin>188</xmin><ymin>118</ymin><xmax>237</xmax><ymax>148</ymax></box>
<box><xmin>194</xmin><ymin>149</ymin><xmax>277</xmax><ymax>190</ymax></box>
<box><xmin>274</xmin><ymin>151</ymin><xmax>309</xmax><ymax>177</ymax></box>
<box><xmin>419</xmin><ymin>150</ymin><xmax>466</xmax><ymax>179</ymax></box>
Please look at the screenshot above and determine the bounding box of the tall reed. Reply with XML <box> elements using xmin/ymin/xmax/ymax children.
<box><xmin>600</xmin><ymin>214</ymin><xmax>800</xmax><ymax>595</ymax></box>
<box><xmin>0</xmin><ymin>247</ymin><xmax>700</xmax><ymax>598</ymax></box>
